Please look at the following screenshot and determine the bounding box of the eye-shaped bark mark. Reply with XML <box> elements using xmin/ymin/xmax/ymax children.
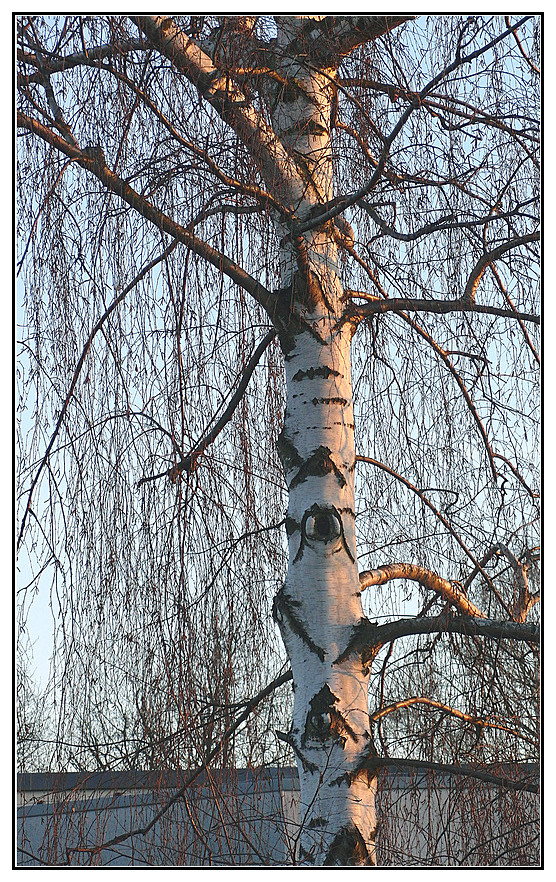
<box><xmin>304</xmin><ymin>507</ymin><xmax>342</xmax><ymax>543</ymax></box>
<box><xmin>294</xmin><ymin>503</ymin><xmax>355</xmax><ymax>563</ymax></box>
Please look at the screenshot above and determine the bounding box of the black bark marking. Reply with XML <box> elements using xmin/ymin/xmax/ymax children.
<box><xmin>275</xmin><ymin>730</ymin><xmax>318</xmax><ymax>773</ymax></box>
<box><xmin>311</xmin><ymin>396</ymin><xmax>349</xmax><ymax>407</ymax></box>
<box><xmin>301</xmin><ymin>684</ymin><xmax>358</xmax><ymax>747</ymax></box>
<box><xmin>292</xmin><ymin>366</ymin><xmax>341</xmax><ymax>382</ymax></box>
<box><xmin>273</xmin><ymin>588</ymin><xmax>325</xmax><ymax>662</ymax></box>
<box><xmin>277</xmin><ymin>426</ymin><xmax>303</xmax><ymax>471</ymax></box>
<box><xmin>307</xmin><ymin>816</ymin><xmax>329</xmax><ymax>830</ymax></box>
<box><xmin>323</xmin><ymin>824</ymin><xmax>370</xmax><ymax>866</ymax></box>
<box><xmin>334</xmin><ymin>617</ymin><xmax>381</xmax><ymax>671</ymax></box>
<box><xmin>302</xmin><ymin>684</ymin><xmax>338</xmax><ymax>746</ymax></box>
<box><xmin>290</xmin><ymin>446</ymin><xmax>346</xmax><ymax>489</ymax></box>
<box><xmin>285</xmin><ymin>516</ymin><xmax>301</xmax><ymax>536</ymax></box>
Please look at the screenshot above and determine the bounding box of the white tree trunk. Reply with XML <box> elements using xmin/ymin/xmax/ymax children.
<box><xmin>275</xmin><ymin>301</ymin><xmax>377</xmax><ymax>864</ymax></box>
<box><xmin>267</xmin><ymin>21</ymin><xmax>376</xmax><ymax>859</ymax></box>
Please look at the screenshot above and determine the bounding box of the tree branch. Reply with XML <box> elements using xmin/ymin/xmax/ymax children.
<box><xmin>131</xmin><ymin>15</ymin><xmax>301</xmax><ymax>203</ymax></box>
<box><xmin>360</xmin><ymin>756</ymin><xmax>539</xmax><ymax>794</ymax></box>
<box><xmin>371</xmin><ymin>613</ymin><xmax>539</xmax><ymax>647</ymax></box>
<box><xmin>297</xmin><ymin>16</ymin><xmax>534</xmax><ymax>234</ymax></box>
<box><xmin>137</xmin><ymin>329</ymin><xmax>277</xmax><ymax>486</ymax></box>
<box><xmin>17</xmin><ymin>111</ymin><xmax>277</xmax><ymax>318</ymax></box>
<box><xmin>369</xmin><ymin>696</ymin><xmax>536</xmax><ymax>746</ymax></box>
<box><xmin>496</xmin><ymin>543</ymin><xmax>540</xmax><ymax>623</ymax></box>
<box><xmin>274</xmin><ymin>15</ymin><xmax>415</xmax><ymax>63</ymax></box>
<box><xmin>355</xmin><ymin>456</ymin><xmax>500</xmax><ymax>595</ymax></box>
<box><xmin>359</xmin><ymin>563</ymin><xmax>486</xmax><ymax>619</ymax></box>
<box><xmin>348</xmin><ymin>295</ymin><xmax>539</xmax><ymax>325</ymax></box>
<box><xmin>462</xmin><ymin>233</ymin><xmax>539</xmax><ymax>305</ymax></box>
<box><xmin>18</xmin><ymin>39</ymin><xmax>145</xmax><ymax>85</ymax></box>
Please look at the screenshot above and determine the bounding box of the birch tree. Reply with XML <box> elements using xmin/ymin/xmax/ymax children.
<box><xmin>17</xmin><ymin>14</ymin><xmax>539</xmax><ymax>866</ymax></box>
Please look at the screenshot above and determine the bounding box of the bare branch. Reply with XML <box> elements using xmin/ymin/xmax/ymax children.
<box><xmin>371</xmin><ymin>613</ymin><xmax>539</xmax><ymax>646</ymax></box>
<box><xmin>360</xmin><ymin>756</ymin><xmax>539</xmax><ymax>794</ymax></box>
<box><xmin>355</xmin><ymin>456</ymin><xmax>500</xmax><ymax>593</ymax></box>
<box><xmin>359</xmin><ymin>563</ymin><xmax>486</xmax><ymax>619</ymax></box>
<box><xmin>298</xmin><ymin>16</ymin><xmax>535</xmax><ymax>234</ymax></box>
<box><xmin>497</xmin><ymin>544</ymin><xmax>540</xmax><ymax>623</ymax></box>
<box><xmin>462</xmin><ymin>233</ymin><xmax>539</xmax><ymax>305</ymax></box>
<box><xmin>131</xmin><ymin>15</ymin><xmax>302</xmax><ymax>203</ymax></box>
<box><xmin>137</xmin><ymin>329</ymin><xmax>277</xmax><ymax>486</ymax></box>
<box><xmin>17</xmin><ymin>111</ymin><xmax>277</xmax><ymax>318</ymax></box>
<box><xmin>18</xmin><ymin>38</ymin><xmax>145</xmax><ymax>85</ymax></box>
<box><xmin>349</xmin><ymin>294</ymin><xmax>539</xmax><ymax>325</ymax></box>
<box><xmin>370</xmin><ymin>696</ymin><xmax>536</xmax><ymax>746</ymax></box>
<box><xmin>275</xmin><ymin>15</ymin><xmax>415</xmax><ymax>62</ymax></box>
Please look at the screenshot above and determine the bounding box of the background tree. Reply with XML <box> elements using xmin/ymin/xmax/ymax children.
<box><xmin>17</xmin><ymin>14</ymin><xmax>539</xmax><ymax>866</ymax></box>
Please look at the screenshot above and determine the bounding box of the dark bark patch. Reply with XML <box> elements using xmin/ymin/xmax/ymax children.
<box><xmin>285</xmin><ymin>516</ymin><xmax>301</xmax><ymax>536</ymax></box>
<box><xmin>290</xmin><ymin>446</ymin><xmax>346</xmax><ymax>489</ymax></box>
<box><xmin>307</xmin><ymin>816</ymin><xmax>329</xmax><ymax>830</ymax></box>
<box><xmin>323</xmin><ymin>824</ymin><xmax>369</xmax><ymax>866</ymax></box>
<box><xmin>334</xmin><ymin>617</ymin><xmax>380</xmax><ymax>670</ymax></box>
<box><xmin>275</xmin><ymin>730</ymin><xmax>318</xmax><ymax>773</ymax></box>
<box><xmin>277</xmin><ymin>427</ymin><xmax>303</xmax><ymax>471</ymax></box>
<box><xmin>292</xmin><ymin>365</ymin><xmax>341</xmax><ymax>382</ymax></box>
<box><xmin>273</xmin><ymin>588</ymin><xmax>325</xmax><ymax>662</ymax></box>
<box><xmin>302</xmin><ymin>684</ymin><xmax>339</xmax><ymax>746</ymax></box>
<box><xmin>302</xmin><ymin>683</ymin><xmax>358</xmax><ymax>748</ymax></box>
<box><xmin>311</xmin><ymin>396</ymin><xmax>349</xmax><ymax>407</ymax></box>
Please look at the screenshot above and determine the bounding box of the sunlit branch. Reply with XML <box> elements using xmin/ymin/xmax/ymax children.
<box><xmin>369</xmin><ymin>696</ymin><xmax>536</xmax><ymax>746</ymax></box>
<box><xmin>359</xmin><ymin>563</ymin><xmax>486</xmax><ymax>618</ymax></box>
<box><xmin>86</xmin><ymin>61</ymin><xmax>292</xmax><ymax>223</ymax></box>
<box><xmin>462</xmin><ymin>233</ymin><xmax>539</xmax><ymax>305</ymax></box>
<box><xmin>496</xmin><ymin>543</ymin><xmax>540</xmax><ymax>623</ymax></box>
<box><xmin>354</xmin><ymin>457</ymin><xmax>497</xmax><ymax>590</ymax></box>
<box><xmin>506</xmin><ymin>15</ymin><xmax>540</xmax><ymax>74</ymax></box>
<box><xmin>132</xmin><ymin>15</ymin><xmax>303</xmax><ymax>201</ymax></box>
<box><xmin>281</xmin><ymin>15</ymin><xmax>415</xmax><ymax>59</ymax></box>
<box><xmin>357</xmin><ymin>451</ymin><xmax>521</xmax><ymax>620</ymax></box>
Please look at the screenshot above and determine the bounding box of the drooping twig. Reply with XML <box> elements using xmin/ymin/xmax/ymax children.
<box><xmin>18</xmin><ymin>240</ymin><xmax>179</xmax><ymax>548</ymax></box>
